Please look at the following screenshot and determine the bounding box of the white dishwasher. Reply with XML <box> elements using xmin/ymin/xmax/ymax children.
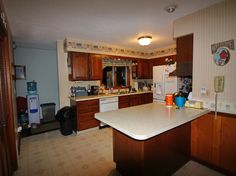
<box><xmin>99</xmin><ymin>96</ymin><xmax>118</xmax><ymax>127</ymax></box>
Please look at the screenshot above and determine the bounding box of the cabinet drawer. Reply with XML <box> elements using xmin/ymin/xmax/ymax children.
<box><xmin>79</xmin><ymin>119</ymin><xmax>99</xmax><ymax>130</ymax></box>
<box><xmin>79</xmin><ymin>112</ymin><xmax>96</xmax><ymax>122</ymax></box>
<box><xmin>77</xmin><ymin>99</ymin><xmax>99</xmax><ymax>113</ymax></box>
<box><xmin>78</xmin><ymin>105</ymin><xmax>99</xmax><ymax>114</ymax></box>
<box><xmin>78</xmin><ymin>99</ymin><xmax>99</xmax><ymax>106</ymax></box>
<box><xmin>119</xmin><ymin>95</ymin><xmax>129</xmax><ymax>101</ymax></box>
<box><xmin>119</xmin><ymin>101</ymin><xmax>130</xmax><ymax>109</ymax></box>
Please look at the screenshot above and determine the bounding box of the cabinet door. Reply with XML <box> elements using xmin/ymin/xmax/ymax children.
<box><xmin>137</xmin><ymin>60</ymin><xmax>153</xmax><ymax>79</ymax></box>
<box><xmin>191</xmin><ymin>113</ymin><xmax>214</xmax><ymax>163</ymax></box>
<box><xmin>176</xmin><ymin>34</ymin><xmax>193</xmax><ymax>76</ymax></box>
<box><xmin>143</xmin><ymin>93</ymin><xmax>153</xmax><ymax>104</ymax></box>
<box><xmin>119</xmin><ymin>95</ymin><xmax>130</xmax><ymax>109</ymax></box>
<box><xmin>220</xmin><ymin>116</ymin><xmax>236</xmax><ymax>174</ymax></box>
<box><xmin>148</xmin><ymin>60</ymin><xmax>153</xmax><ymax>79</ymax></box>
<box><xmin>177</xmin><ymin>34</ymin><xmax>193</xmax><ymax>62</ymax></box>
<box><xmin>129</xmin><ymin>94</ymin><xmax>141</xmax><ymax>106</ymax></box>
<box><xmin>137</xmin><ymin>60</ymin><xmax>143</xmax><ymax>79</ymax></box>
<box><xmin>89</xmin><ymin>54</ymin><xmax>102</xmax><ymax>80</ymax></box>
<box><xmin>71</xmin><ymin>52</ymin><xmax>89</xmax><ymax>80</ymax></box>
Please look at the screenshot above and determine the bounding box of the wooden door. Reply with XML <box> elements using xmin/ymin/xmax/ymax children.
<box><xmin>71</xmin><ymin>52</ymin><xmax>89</xmax><ymax>80</ymax></box>
<box><xmin>89</xmin><ymin>54</ymin><xmax>102</xmax><ymax>80</ymax></box>
<box><xmin>0</xmin><ymin>35</ymin><xmax>10</xmax><ymax>176</ymax></box>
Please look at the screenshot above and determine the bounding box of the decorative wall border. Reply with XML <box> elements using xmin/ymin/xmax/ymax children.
<box><xmin>64</xmin><ymin>38</ymin><xmax>176</xmax><ymax>59</ymax></box>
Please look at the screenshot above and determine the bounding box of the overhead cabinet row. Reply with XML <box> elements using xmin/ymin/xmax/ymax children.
<box><xmin>68</xmin><ymin>52</ymin><xmax>154</xmax><ymax>81</ymax></box>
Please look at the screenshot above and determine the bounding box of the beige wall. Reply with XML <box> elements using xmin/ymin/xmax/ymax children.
<box><xmin>57</xmin><ymin>40</ymin><xmax>100</xmax><ymax>108</ymax></box>
<box><xmin>174</xmin><ymin>0</ymin><xmax>236</xmax><ymax>113</ymax></box>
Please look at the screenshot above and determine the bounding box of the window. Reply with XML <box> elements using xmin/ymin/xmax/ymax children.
<box><xmin>102</xmin><ymin>66</ymin><xmax>129</xmax><ymax>88</ymax></box>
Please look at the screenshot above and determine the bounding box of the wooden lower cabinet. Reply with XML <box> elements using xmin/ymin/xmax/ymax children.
<box><xmin>119</xmin><ymin>93</ymin><xmax>153</xmax><ymax>109</ymax></box>
<box><xmin>113</xmin><ymin>122</ymin><xmax>191</xmax><ymax>176</ymax></box>
<box><xmin>129</xmin><ymin>94</ymin><xmax>142</xmax><ymax>106</ymax></box>
<box><xmin>142</xmin><ymin>93</ymin><xmax>153</xmax><ymax>104</ymax></box>
<box><xmin>219</xmin><ymin>116</ymin><xmax>236</xmax><ymax>174</ymax></box>
<box><xmin>72</xmin><ymin>99</ymin><xmax>100</xmax><ymax>131</ymax></box>
<box><xmin>119</xmin><ymin>95</ymin><xmax>130</xmax><ymax>109</ymax></box>
<box><xmin>191</xmin><ymin>112</ymin><xmax>236</xmax><ymax>175</ymax></box>
<box><xmin>191</xmin><ymin>113</ymin><xmax>214</xmax><ymax>163</ymax></box>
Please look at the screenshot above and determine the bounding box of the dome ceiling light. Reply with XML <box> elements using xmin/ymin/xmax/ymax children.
<box><xmin>165</xmin><ymin>5</ymin><xmax>177</xmax><ymax>13</ymax></box>
<box><xmin>138</xmin><ymin>36</ymin><xmax>152</xmax><ymax>46</ymax></box>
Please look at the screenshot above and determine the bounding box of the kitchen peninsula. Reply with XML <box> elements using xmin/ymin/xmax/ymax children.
<box><xmin>95</xmin><ymin>102</ymin><xmax>209</xmax><ymax>176</ymax></box>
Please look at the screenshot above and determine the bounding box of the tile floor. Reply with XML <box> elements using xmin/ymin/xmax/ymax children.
<box><xmin>15</xmin><ymin>128</ymin><xmax>225</xmax><ymax>176</ymax></box>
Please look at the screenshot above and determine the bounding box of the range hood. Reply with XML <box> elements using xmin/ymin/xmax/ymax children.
<box><xmin>169</xmin><ymin>62</ymin><xmax>192</xmax><ymax>77</ymax></box>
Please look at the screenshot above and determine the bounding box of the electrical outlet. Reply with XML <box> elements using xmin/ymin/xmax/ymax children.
<box><xmin>225</xmin><ymin>104</ymin><xmax>231</xmax><ymax>111</ymax></box>
<box><xmin>200</xmin><ymin>87</ymin><xmax>207</xmax><ymax>94</ymax></box>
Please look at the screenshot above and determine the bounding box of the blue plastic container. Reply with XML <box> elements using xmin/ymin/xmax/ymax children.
<box><xmin>175</xmin><ymin>96</ymin><xmax>186</xmax><ymax>108</ymax></box>
<box><xmin>27</xmin><ymin>81</ymin><xmax>37</xmax><ymax>95</ymax></box>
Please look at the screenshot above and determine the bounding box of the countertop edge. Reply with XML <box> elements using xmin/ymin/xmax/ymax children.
<box><xmin>95</xmin><ymin>106</ymin><xmax>210</xmax><ymax>140</ymax></box>
<box><xmin>70</xmin><ymin>91</ymin><xmax>153</xmax><ymax>102</ymax></box>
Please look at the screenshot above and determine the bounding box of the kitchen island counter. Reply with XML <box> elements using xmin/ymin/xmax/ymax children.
<box><xmin>95</xmin><ymin>102</ymin><xmax>210</xmax><ymax>176</ymax></box>
<box><xmin>95</xmin><ymin>102</ymin><xmax>210</xmax><ymax>140</ymax></box>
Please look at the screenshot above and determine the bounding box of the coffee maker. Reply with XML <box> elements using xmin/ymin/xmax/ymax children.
<box><xmin>90</xmin><ymin>85</ymin><xmax>99</xmax><ymax>95</ymax></box>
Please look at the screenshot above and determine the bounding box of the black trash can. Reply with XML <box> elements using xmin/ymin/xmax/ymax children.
<box><xmin>55</xmin><ymin>106</ymin><xmax>75</xmax><ymax>136</ymax></box>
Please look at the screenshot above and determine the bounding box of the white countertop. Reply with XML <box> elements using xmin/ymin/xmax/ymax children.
<box><xmin>95</xmin><ymin>102</ymin><xmax>210</xmax><ymax>140</ymax></box>
<box><xmin>70</xmin><ymin>91</ymin><xmax>153</xmax><ymax>101</ymax></box>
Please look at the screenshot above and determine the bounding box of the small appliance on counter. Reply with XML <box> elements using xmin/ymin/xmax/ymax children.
<box><xmin>71</xmin><ymin>86</ymin><xmax>87</xmax><ymax>97</ymax></box>
<box><xmin>91</xmin><ymin>85</ymin><xmax>99</xmax><ymax>95</ymax></box>
<box><xmin>185</xmin><ymin>100</ymin><xmax>203</xmax><ymax>109</ymax></box>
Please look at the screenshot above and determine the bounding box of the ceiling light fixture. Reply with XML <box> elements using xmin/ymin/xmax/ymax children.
<box><xmin>165</xmin><ymin>5</ymin><xmax>177</xmax><ymax>13</ymax></box>
<box><xmin>138</xmin><ymin>36</ymin><xmax>152</xmax><ymax>46</ymax></box>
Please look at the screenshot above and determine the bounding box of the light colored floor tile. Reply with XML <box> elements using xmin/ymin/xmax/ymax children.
<box><xmin>16</xmin><ymin>127</ymin><xmax>225</xmax><ymax>176</ymax></box>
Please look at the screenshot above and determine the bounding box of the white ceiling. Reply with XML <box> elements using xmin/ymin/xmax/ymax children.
<box><xmin>3</xmin><ymin>0</ymin><xmax>223</xmax><ymax>51</ymax></box>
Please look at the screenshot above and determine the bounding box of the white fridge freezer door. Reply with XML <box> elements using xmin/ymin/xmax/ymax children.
<box><xmin>153</xmin><ymin>65</ymin><xmax>166</xmax><ymax>83</ymax></box>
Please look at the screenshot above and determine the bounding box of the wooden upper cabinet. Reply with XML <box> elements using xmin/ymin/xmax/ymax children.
<box><xmin>135</xmin><ymin>59</ymin><xmax>153</xmax><ymax>79</ymax></box>
<box><xmin>70</xmin><ymin>52</ymin><xmax>89</xmax><ymax>81</ymax></box>
<box><xmin>176</xmin><ymin>34</ymin><xmax>193</xmax><ymax>76</ymax></box>
<box><xmin>69</xmin><ymin>52</ymin><xmax>103</xmax><ymax>81</ymax></box>
<box><xmin>176</xmin><ymin>34</ymin><xmax>193</xmax><ymax>62</ymax></box>
<box><xmin>89</xmin><ymin>54</ymin><xmax>102</xmax><ymax>80</ymax></box>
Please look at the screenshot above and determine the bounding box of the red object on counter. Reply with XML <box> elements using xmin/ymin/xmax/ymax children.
<box><xmin>165</xmin><ymin>94</ymin><xmax>173</xmax><ymax>107</ymax></box>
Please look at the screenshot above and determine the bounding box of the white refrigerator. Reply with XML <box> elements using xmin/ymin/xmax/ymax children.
<box><xmin>153</xmin><ymin>64</ymin><xmax>177</xmax><ymax>102</ymax></box>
